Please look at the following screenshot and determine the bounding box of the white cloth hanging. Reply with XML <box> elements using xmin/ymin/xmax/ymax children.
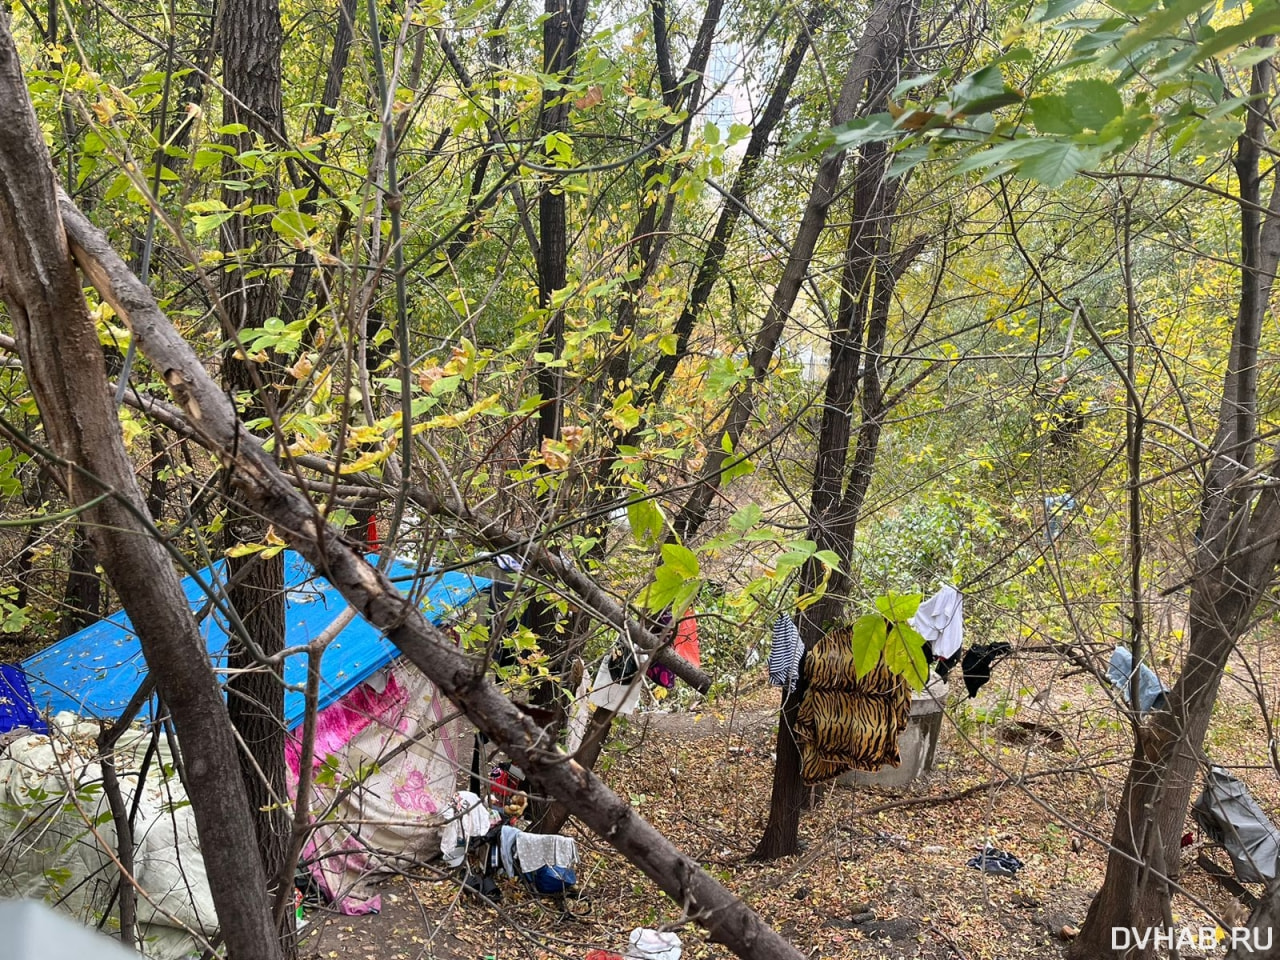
<box><xmin>438</xmin><ymin>790</ymin><xmax>490</xmax><ymax>867</ymax></box>
<box><xmin>565</xmin><ymin>671</ymin><xmax>592</xmax><ymax>753</ymax></box>
<box><xmin>910</xmin><ymin>585</ymin><xmax>963</xmax><ymax>659</ymax></box>
<box><xmin>587</xmin><ymin>647</ymin><xmax>648</xmax><ymax>715</ymax></box>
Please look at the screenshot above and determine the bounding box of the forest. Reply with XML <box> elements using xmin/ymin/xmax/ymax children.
<box><xmin>2</xmin><ymin>0</ymin><xmax>1280</xmax><ymax>956</ymax></box>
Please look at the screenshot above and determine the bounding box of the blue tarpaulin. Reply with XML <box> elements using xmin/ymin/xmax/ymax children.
<box><xmin>21</xmin><ymin>551</ymin><xmax>488</xmax><ymax>730</ymax></box>
<box><xmin>0</xmin><ymin>664</ymin><xmax>49</xmax><ymax>734</ymax></box>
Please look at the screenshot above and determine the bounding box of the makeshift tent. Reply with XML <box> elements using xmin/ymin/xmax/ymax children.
<box><xmin>1193</xmin><ymin>765</ymin><xmax>1280</xmax><ymax>883</ymax></box>
<box><xmin>3</xmin><ymin>552</ymin><xmax>489</xmax><ymax>954</ymax></box>
<box><xmin>284</xmin><ymin>657</ymin><xmax>471</xmax><ymax>914</ymax></box>
<box><xmin>0</xmin><ymin>717</ymin><xmax>216</xmax><ymax>960</ymax></box>
<box><xmin>22</xmin><ymin>550</ymin><xmax>487</xmax><ymax>728</ymax></box>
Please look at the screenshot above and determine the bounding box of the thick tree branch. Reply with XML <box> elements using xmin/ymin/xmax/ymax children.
<box><xmin>0</xmin><ymin>19</ymin><xmax>281</xmax><ymax>960</ymax></box>
<box><xmin>56</xmin><ymin>189</ymin><xmax>800</xmax><ymax>960</ymax></box>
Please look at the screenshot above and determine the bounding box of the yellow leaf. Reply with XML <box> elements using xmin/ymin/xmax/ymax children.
<box><xmin>91</xmin><ymin>98</ymin><xmax>117</xmax><ymax>124</ymax></box>
<box><xmin>341</xmin><ymin>447</ymin><xmax>392</xmax><ymax>474</ymax></box>
<box><xmin>420</xmin><ymin>392</ymin><xmax>500</xmax><ymax>430</ymax></box>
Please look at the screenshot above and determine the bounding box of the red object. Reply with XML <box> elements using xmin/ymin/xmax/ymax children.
<box><xmin>490</xmin><ymin>765</ymin><xmax>521</xmax><ymax>802</ymax></box>
<box><xmin>366</xmin><ymin>514</ymin><xmax>380</xmax><ymax>553</ymax></box>
<box><xmin>1181</xmin><ymin>832</ymin><xmax>1195</xmax><ymax>848</ymax></box>
<box><xmin>585</xmin><ymin>952</ymin><xmax>624</xmax><ymax>960</ymax></box>
<box><xmin>673</xmin><ymin>612</ymin><xmax>701</xmax><ymax>668</ymax></box>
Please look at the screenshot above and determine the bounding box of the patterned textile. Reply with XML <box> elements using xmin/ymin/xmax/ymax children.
<box><xmin>284</xmin><ymin>661</ymin><xmax>465</xmax><ymax>915</ymax></box>
<box><xmin>514</xmin><ymin>831</ymin><xmax>578</xmax><ymax>873</ymax></box>
<box><xmin>768</xmin><ymin>615</ymin><xmax>803</xmax><ymax>690</ymax></box>
<box><xmin>795</xmin><ymin>625</ymin><xmax>911</xmax><ymax>784</ymax></box>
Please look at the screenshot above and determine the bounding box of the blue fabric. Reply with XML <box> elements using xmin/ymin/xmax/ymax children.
<box><xmin>1107</xmin><ymin>645</ymin><xmax>1168</xmax><ymax>716</ymax></box>
<box><xmin>1044</xmin><ymin>493</ymin><xmax>1077</xmax><ymax>543</ymax></box>
<box><xmin>0</xmin><ymin>664</ymin><xmax>48</xmax><ymax>734</ymax></box>
<box><xmin>967</xmin><ymin>845</ymin><xmax>1023</xmax><ymax>877</ymax></box>
<box><xmin>22</xmin><ymin>551</ymin><xmax>488</xmax><ymax>730</ymax></box>
<box><xmin>524</xmin><ymin>865</ymin><xmax>576</xmax><ymax>894</ymax></box>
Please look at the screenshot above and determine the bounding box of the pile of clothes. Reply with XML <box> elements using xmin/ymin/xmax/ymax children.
<box><xmin>440</xmin><ymin>783</ymin><xmax>581</xmax><ymax>902</ymax></box>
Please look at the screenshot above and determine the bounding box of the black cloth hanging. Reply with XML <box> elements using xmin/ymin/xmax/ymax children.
<box><xmin>958</xmin><ymin>643</ymin><xmax>1012</xmax><ymax>698</ymax></box>
<box><xmin>924</xmin><ymin>643</ymin><xmax>962</xmax><ymax>681</ymax></box>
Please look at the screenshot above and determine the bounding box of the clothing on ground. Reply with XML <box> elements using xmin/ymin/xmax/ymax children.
<box><xmin>1106</xmin><ymin>645</ymin><xmax>1168</xmax><ymax>715</ymax></box>
<box><xmin>967</xmin><ymin>845</ymin><xmax>1024</xmax><ymax>877</ymax></box>
<box><xmin>627</xmin><ymin>928</ymin><xmax>683</xmax><ymax>960</ymax></box>
<box><xmin>910</xmin><ymin>585</ymin><xmax>964</xmax><ymax>660</ymax></box>
<box><xmin>768</xmin><ymin>614</ymin><xmax>804</xmax><ymax>691</ymax></box>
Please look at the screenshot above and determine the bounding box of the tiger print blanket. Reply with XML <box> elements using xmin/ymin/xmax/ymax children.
<box><xmin>795</xmin><ymin>624</ymin><xmax>912</xmax><ymax>784</ymax></box>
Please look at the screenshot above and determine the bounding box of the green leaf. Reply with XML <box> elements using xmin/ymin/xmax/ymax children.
<box><xmin>1031</xmin><ymin>80</ymin><xmax>1122</xmax><ymax>137</ymax></box>
<box><xmin>884</xmin><ymin>623</ymin><xmax>929</xmax><ymax>690</ymax></box>
<box><xmin>660</xmin><ymin>542</ymin><xmax>699</xmax><ymax>579</ymax></box>
<box><xmin>874</xmin><ymin>591</ymin><xmax>923</xmax><ymax>622</ymax></box>
<box><xmin>1196</xmin><ymin>8</ymin><xmax>1280</xmax><ymax>65</ymax></box>
<box><xmin>640</xmin><ymin>544</ymin><xmax>701</xmax><ymax>614</ymax></box>
<box><xmin>192</xmin><ymin>211</ymin><xmax>234</xmax><ymax>237</ymax></box>
<box><xmin>1067</xmin><ymin>79</ymin><xmax>1123</xmax><ymax>131</ymax></box>
<box><xmin>271</xmin><ymin>209</ymin><xmax>316</xmax><ymax>244</ymax></box>
<box><xmin>1104</xmin><ymin>0</ymin><xmax>1207</xmax><ymax>66</ymax></box>
<box><xmin>827</xmin><ymin>113</ymin><xmax>899</xmax><ymax>152</ymax></box>
<box><xmin>1028</xmin><ymin>0</ymin><xmax>1090</xmax><ymax>23</ymax></box>
<box><xmin>949</xmin><ymin>65</ymin><xmax>1023</xmax><ymax>115</ymax></box>
<box><xmin>812</xmin><ymin>549</ymin><xmax>842</xmax><ymax>571</ymax></box>
<box><xmin>728</xmin><ymin>503</ymin><xmax>763</xmax><ymax>536</ymax></box>
<box><xmin>851</xmin><ymin>614</ymin><xmax>887</xmax><ymax>679</ymax></box>
<box><xmin>892</xmin><ymin>73</ymin><xmax>937</xmax><ymax>98</ymax></box>
<box><xmin>626</xmin><ymin>497</ymin><xmax>666</xmax><ymax>548</ymax></box>
<box><xmin>1016</xmin><ymin>139</ymin><xmax>1100</xmax><ymax>187</ymax></box>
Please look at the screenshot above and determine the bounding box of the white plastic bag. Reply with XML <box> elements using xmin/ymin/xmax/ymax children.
<box><xmin>626</xmin><ymin>927</ymin><xmax>682</xmax><ymax>960</ymax></box>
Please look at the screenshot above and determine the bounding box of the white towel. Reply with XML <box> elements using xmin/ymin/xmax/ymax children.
<box><xmin>910</xmin><ymin>585</ymin><xmax>963</xmax><ymax>659</ymax></box>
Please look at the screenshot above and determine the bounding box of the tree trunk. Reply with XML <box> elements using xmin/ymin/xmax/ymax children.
<box><xmin>1072</xmin><ymin>49</ymin><xmax>1280</xmax><ymax>959</ymax></box>
<box><xmin>218</xmin><ymin>0</ymin><xmax>294</xmax><ymax>949</ymax></box>
<box><xmin>279</xmin><ymin>0</ymin><xmax>359</xmax><ymax>323</ymax></box>
<box><xmin>751</xmin><ymin>21</ymin><xmax>913</xmax><ymax>855</ymax></box>
<box><xmin>671</xmin><ymin>0</ymin><xmax>912</xmax><ymax>542</ymax></box>
<box><xmin>59</xmin><ymin>523</ymin><xmax>102</xmax><ymax>636</ymax></box>
<box><xmin>0</xmin><ymin>23</ymin><xmax>282</xmax><ymax>958</ymax></box>
<box><xmin>631</xmin><ymin>10</ymin><xmax>818</xmax><ymax>416</ymax></box>
<box><xmin>752</xmin><ymin>687</ymin><xmax>806</xmax><ymax>860</ymax></box>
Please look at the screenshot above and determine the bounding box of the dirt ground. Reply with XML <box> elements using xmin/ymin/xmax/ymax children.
<box><xmin>299</xmin><ymin>659</ymin><xmax>1279</xmax><ymax>960</ymax></box>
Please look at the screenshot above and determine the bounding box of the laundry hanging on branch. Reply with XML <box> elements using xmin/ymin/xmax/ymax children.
<box><xmin>768</xmin><ymin>613</ymin><xmax>803</xmax><ymax>691</ymax></box>
<box><xmin>910</xmin><ymin>584</ymin><xmax>964</xmax><ymax>660</ymax></box>
<box><xmin>795</xmin><ymin>624</ymin><xmax>912</xmax><ymax>784</ymax></box>
<box><xmin>1106</xmin><ymin>645</ymin><xmax>1168</xmax><ymax>715</ymax></box>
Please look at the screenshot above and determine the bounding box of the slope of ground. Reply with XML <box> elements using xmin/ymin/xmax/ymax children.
<box><xmin>302</xmin><ymin>662</ymin><xmax>1278</xmax><ymax>960</ymax></box>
